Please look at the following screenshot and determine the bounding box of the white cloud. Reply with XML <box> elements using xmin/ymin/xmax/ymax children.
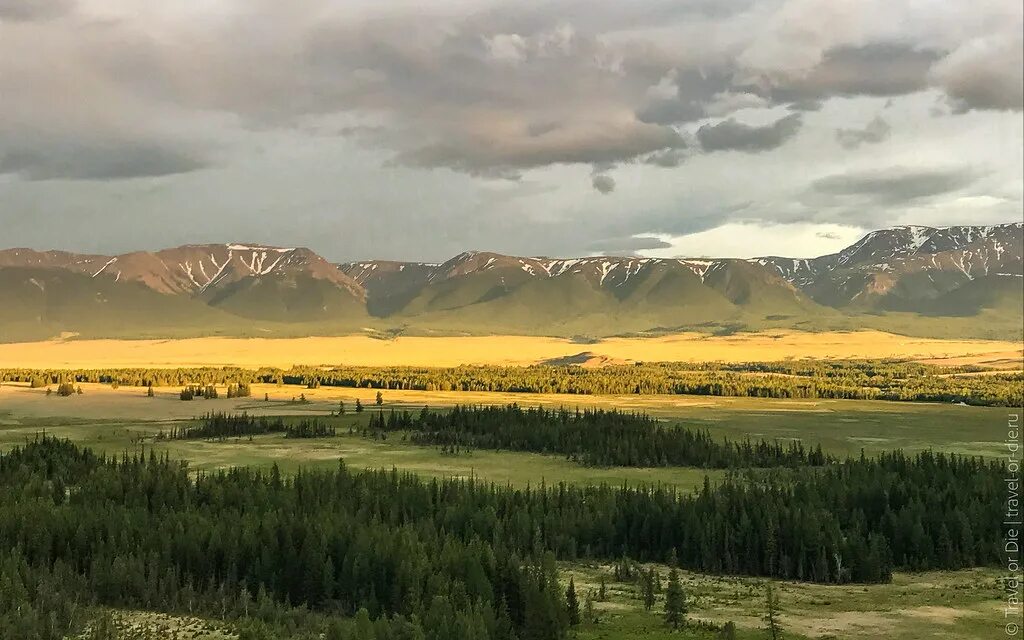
<box><xmin>643</xmin><ymin>223</ymin><xmax>867</xmax><ymax>259</ymax></box>
<box><xmin>485</xmin><ymin>34</ymin><xmax>528</xmax><ymax>63</ymax></box>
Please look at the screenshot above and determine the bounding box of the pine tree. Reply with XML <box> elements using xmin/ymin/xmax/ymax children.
<box><xmin>493</xmin><ymin>596</ymin><xmax>517</xmax><ymax>640</ymax></box>
<box><xmin>598</xmin><ymin>577</ymin><xmax>606</xmax><ymax>601</ymax></box>
<box><xmin>375</xmin><ymin>391</ymin><xmax>384</xmax><ymax>406</ymax></box>
<box><xmin>643</xmin><ymin>567</ymin><xmax>657</xmax><ymax>611</ymax></box>
<box><xmin>566</xmin><ymin>577</ymin><xmax>581</xmax><ymax>626</ymax></box>
<box><xmin>324</xmin><ymin>620</ymin><xmax>346</xmax><ymax>640</ymax></box>
<box><xmin>354</xmin><ymin>607</ymin><xmax>375</xmax><ymax>640</ymax></box>
<box><xmin>763</xmin><ymin>583</ymin><xmax>782</xmax><ymax>640</ymax></box>
<box><xmin>355</xmin><ymin>399</ymin><xmax>364</xmax><ymax>413</ymax></box>
<box><xmin>339</xmin><ymin>400</ymin><xmax>346</xmax><ymax>415</ymax></box>
<box><xmin>147</xmin><ymin>385</ymin><xmax>155</xmax><ymax>398</ymax></box>
<box><xmin>87</xmin><ymin>611</ymin><xmax>120</xmax><ymax>640</ymax></box>
<box><xmin>664</xmin><ymin>567</ymin><xmax>686</xmax><ymax>629</ymax></box>
<box><xmin>584</xmin><ymin>593</ymin><xmax>597</xmax><ymax>626</ymax></box>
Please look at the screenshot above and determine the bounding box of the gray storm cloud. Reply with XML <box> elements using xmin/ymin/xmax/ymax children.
<box><xmin>835</xmin><ymin>116</ymin><xmax>891</xmax><ymax>149</ymax></box>
<box><xmin>697</xmin><ymin>113</ymin><xmax>803</xmax><ymax>152</ymax></box>
<box><xmin>0</xmin><ymin>0</ymin><xmax>1021</xmax><ymax>260</ymax></box>
<box><xmin>809</xmin><ymin>167</ymin><xmax>979</xmax><ymax>205</ymax></box>
<box><xmin>0</xmin><ymin>0</ymin><xmax>73</xmax><ymax>21</ymax></box>
<box><xmin>931</xmin><ymin>33</ymin><xmax>1024</xmax><ymax>112</ymax></box>
<box><xmin>591</xmin><ymin>174</ymin><xmax>616</xmax><ymax>194</ymax></box>
<box><xmin>0</xmin><ymin>142</ymin><xmax>205</xmax><ymax>182</ymax></box>
<box><xmin>587</xmin><ymin>235</ymin><xmax>671</xmax><ymax>252</ymax></box>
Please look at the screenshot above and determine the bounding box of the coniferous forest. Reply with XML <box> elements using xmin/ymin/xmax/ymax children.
<box><xmin>0</xmin><ymin>433</ymin><xmax>1006</xmax><ymax>638</ymax></box>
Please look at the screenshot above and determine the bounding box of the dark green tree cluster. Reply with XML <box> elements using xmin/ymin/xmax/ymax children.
<box><xmin>160</xmin><ymin>412</ymin><xmax>286</xmax><ymax>440</ymax></box>
<box><xmin>0</xmin><ymin>438</ymin><xmax>570</xmax><ymax>640</ymax></box>
<box><xmin>0</xmin><ymin>550</ymin><xmax>91</xmax><ymax>639</ymax></box>
<box><xmin>283</xmin><ymin>419</ymin><xmax>337</xmax><ymax>439</ymax></box>
<box><xmin>179</xmin><ymin>385</ymin><xmax>219</xmax><ymax>401</ymax></box>
<box><xmin>377</xmin><ymin>405</ymin><xmax>830</xmax><ymax>468</ymax></box>
<box><xmin>159</xmin><ymin>413</ymin><xmax>336</xmax><ymax>441</ymax></box>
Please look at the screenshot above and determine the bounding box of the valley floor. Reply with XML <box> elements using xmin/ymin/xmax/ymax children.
<box><xmin>1</xmin><ymin>376</ymin><xmax>1015</xmax><ymax>639</ymax></box>
<box><xmin>0</xmin><ymin>329</ymin><xmax>1019</xmax><ymax>369</ymax></box>
<box><xmin>0</xmin><ymin>381</ymin><xmax>1014</xmax><ymax>460</ymax></box>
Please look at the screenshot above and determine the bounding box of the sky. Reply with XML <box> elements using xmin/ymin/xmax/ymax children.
<box><xmin>0</xmin><ymin>0</ymin><xmax>1021</xmax><ymax>262</ymax></box>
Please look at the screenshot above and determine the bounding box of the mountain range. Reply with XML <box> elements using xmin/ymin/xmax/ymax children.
<box><xmin>1</xmin><ymin>223</ymin><xmax>1020</xmax><ymax>342</ymax></box>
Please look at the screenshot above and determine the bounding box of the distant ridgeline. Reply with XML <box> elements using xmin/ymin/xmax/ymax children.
<box><xmin>0</xmin><ymin>437</ymin><xmax>1005</xmax><ymax>638</ymax></box>
<box><xmin>3</xmin><ymin>359</ymin><xmax>1022</xmax><ymax>406</ymax></box>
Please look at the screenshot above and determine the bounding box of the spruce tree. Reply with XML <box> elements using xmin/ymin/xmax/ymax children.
<box><xmin>493</xmin><ymin>596</ymin><xmax>516</xmax><ymax>640</ymax></box>
<box><xmin>375</xmin><ymin>391</ymin><xmax>384</xmax><ymax>406</ymax></box>
<box><xmin>584</xmin><ymin>593</ymin><xmax>597</xmax><ymax>625</ymax></box>
<box><xmin>643</xmin><ymin>567</ymin><xmax>657</xmax><ymax>611</ymax></box>
<box><xmin>354</xmin><ymin>607</ymin><xmax>375</xmax><ymax>640</ymax></box>
<box><xmin>566</xmin><ymin>577</ymin><xmax>580</xmax><ymax>626</ymax></box>
<box><xmin>763</xmin><ymin>583</ymin><xmax>782</xmax><ymax>640</ymax></box>
<box><xmin>664</xmin><ymin>557</ymin><xmax>686</xmax><ymax>630</ymax></box>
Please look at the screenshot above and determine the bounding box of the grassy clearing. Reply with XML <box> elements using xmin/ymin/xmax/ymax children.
<box><xmin>0</xmin><ymin>376</ymin><xmax>1008</xmax><ymax>492</ymax></box>
<box><xmin>566</xmin><ymin>563</ymin><xmax>1004</xmax><ymax>640</ymax></box>
<box><xmin>0</xmin><ymin>381</ymin><xmax>1010</xmax><ymax>459</ymax></box>
<box><xmin>0</xmin><ymin>385</ymin><xmax>718</xmax><ymax>490</ymax></box>
<box><xmin>0</xmin><ymin>330</ymin><xmax>1018</xmax><ymax>369</ymax></box>
<box><xmin>75</xmin><ymin>610</ymin><xmax>235</xmax><ymax>640</ymax></box>
<box><xmin>95</xmin><ymin>565</ymin><xmax>1006</xmax><ymax>640</ymax></box>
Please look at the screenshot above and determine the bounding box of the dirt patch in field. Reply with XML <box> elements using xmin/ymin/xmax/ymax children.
<box><xmin>540</xmin><ymin>351</ymin><xmax>632</xmax><ymax>367</ymax></box>
<box><xmin>896</xmin><ymin>605</ymin><xmax>979</xmax><ymax>624</ymax></box>
<box><xmin>917</xmin><ymin>349</ymin><xmax>1023</xmax><ymax>370</ymax></box>
<box><xmin>785</xmin><ymin>609</ymin><xmax>895</xmax><ymax>638</ymax></box>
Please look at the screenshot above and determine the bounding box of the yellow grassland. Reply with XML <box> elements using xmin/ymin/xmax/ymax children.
<box><xmin>0</xmin><ymin>330</ymin><xmax>1019</xmax><ymax>369</ymax></box>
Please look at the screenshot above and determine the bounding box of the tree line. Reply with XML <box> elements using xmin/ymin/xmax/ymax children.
<box><xmin>3</xmin><ymin>359</ymin><xmax>1020</xmax><ymax>406</ymax></box>
<box><xmin>372</xmin><ymin>405</ymin><xmax>831</xmax><ymax>468</ymax></box>
<box><xmin>159</xmin><ymin>413</ymin><xmax>336</xmax><ymax>440</ymax></box>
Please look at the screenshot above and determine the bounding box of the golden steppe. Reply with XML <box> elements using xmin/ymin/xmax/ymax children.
<box><xmin>0</xmin><ymin>330</ymin><xmax>1020</xmax><ymax>369</ymax></box>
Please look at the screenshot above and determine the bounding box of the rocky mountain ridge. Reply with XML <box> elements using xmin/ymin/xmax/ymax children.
<box><xmin>0</xmin><ymin>223</ymin><xmax>1019</xmax><ymax>341</ymax></box>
